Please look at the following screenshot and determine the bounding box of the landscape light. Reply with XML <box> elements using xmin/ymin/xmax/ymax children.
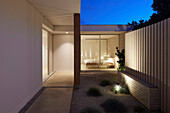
<box><xmin>115</xmin><ymin>85</ymin><xmax>121</xmax><ymax>91</ymax></box>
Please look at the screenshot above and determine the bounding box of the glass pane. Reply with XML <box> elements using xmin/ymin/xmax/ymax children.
<box><xmin>81</xmin><ymin>35</ymin><xmax>100</xmax><ymax>71</ymax></box>
<box><xmin>42</xmin><ymin>29</ymin><xmax>48</xmax><ymax>80</ymax></box>
<box><xmin>100</xmin><ymin>35</ymin><xmax>119</xmax><ymax>71</ymax></box>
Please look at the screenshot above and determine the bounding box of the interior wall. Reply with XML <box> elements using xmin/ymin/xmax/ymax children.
<box><xmin>0</xmin><ymin>0</ymin><xmax>53</xmax><ymax>113</ymax></box>
<box><xmin>108</xmin><ymin>36</ymin><xmax>119</xmax><ymax>57</ymax></box>
<box><xmin>81</xmin><ymin>39</ymin><xmax>107</xmax><ymax>60</ymax></box>
<box><xmin>53</xmin><ymin>35</ymin><xmax>74</xmax><ymax>72</ymax></box>
<box><xmin>85</xmin><ymin>40</ymin><xmax>99</xmax><ymax>59</ymax></box>
<box><xmin>119</xmin><ymin>34</ymin><xmax>125</xmax><ymax>50</ymax></box>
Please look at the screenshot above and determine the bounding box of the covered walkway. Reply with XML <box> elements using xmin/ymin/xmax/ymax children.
<box><xmin>25</xmin><ymin>72</ymin><xmax>74</xmax><ymax>113</ymax></box>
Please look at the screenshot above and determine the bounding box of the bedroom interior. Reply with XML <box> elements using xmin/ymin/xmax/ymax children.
<box><xmin>81</xmin><ymin>34</ymin><xmax>119</xmax><ymax>71</ymax></box>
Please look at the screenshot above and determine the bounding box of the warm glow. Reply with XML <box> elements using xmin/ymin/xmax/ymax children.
<box><xmin>107</xmin><ymin>58</ymin><xmax>114</xmax><ymax>63</ymax></box>
<box><xmin>66</xmin><ymin>32</ymin><xmax>68</xmax><ymax>34</ymax></box>
<box><xmin>115</xmin><ymin>85</ymin><xmax>121</xmax><ymax>91</ymax></box>
<box><xmin>115</xmin><ymin>56</ymin><xmax>119</xmax><ymax>68</ymax></box>
<box><xmin>101</xmin><ymin>56</ymin><xmax>104</xmax><ymax>59</ymax></box>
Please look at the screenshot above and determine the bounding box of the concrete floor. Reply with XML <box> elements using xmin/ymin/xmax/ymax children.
<box><xmin>26</xmin><ymin>72</ymin><xmax>74</xmax><ymax>113</ymax></box>
<box><xmin>43</xmin><ymin>72</ymin><xmax>74</xmax><ymax>87</ymax></box>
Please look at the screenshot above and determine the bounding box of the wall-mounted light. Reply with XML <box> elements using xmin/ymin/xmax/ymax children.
<box><xmin>66</xmin><ymin>32</ymin><xmax>69</xmax><ymax>34</ymax></box>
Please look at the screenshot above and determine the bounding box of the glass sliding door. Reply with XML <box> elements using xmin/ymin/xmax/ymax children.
<box><xmin>81</xmin><ymin>35</ymin><xmax>119</xmax><ymax>71</ymax></box>
<box><xmin>100</xmin><ymin>35</ymin><xmax>119</xmax><ymax>70</ymax></box>
<box><xmin>42</xmin><ymin>29</ymin><xmax>49</xmax><ymax>81</ymax></box>
<box><xmin>81</xmin><ymin>35</ymin><xmax>100</xmax><ymax>70</ymax></box>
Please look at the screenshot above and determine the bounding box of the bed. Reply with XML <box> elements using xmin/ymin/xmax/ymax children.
<box><xmin>84</xmin><ymin>57</ymin><xmax>115</xmax><ymax>69</ymax></box>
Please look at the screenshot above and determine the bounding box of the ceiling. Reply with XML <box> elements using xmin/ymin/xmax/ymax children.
<box><xmin>28</xmin><ymin>0</ymin><xmax>80</xmax><ymax>25</ymax></box>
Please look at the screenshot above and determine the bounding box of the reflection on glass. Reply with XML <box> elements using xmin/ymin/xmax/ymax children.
<box><xmin>81</xmin><ymin>35</ymin><xmax>100</xmax><ymax>70</ymax></box>
<box><xmin>81</xmin><ymin>35</ymin><xmax>119</xmax><ymax>71</ymax></box>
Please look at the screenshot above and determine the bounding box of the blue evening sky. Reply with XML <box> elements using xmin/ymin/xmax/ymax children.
<box><xmin>81</xmin><ymin>0</ymin><xmax>155</xmax><ymax>25</ymax></box>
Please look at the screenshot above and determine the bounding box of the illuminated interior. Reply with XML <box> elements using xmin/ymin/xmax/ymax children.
<box><xmin>81</xmin><ymin>35</ymin><xmax>119</xmax><ymax>71</ymax></box>
<box><xmin>42</xmin><ymin>29</ymin><xmax>49</xmax><ymax>81</ymax></box>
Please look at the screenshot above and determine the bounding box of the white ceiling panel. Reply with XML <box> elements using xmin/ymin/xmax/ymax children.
<box><xmin>28</xmin><ymin>0</ymin><xmax>80</xmax><ymax>25</ymax></box>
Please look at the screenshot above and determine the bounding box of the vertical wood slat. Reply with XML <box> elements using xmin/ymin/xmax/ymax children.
<box><xmin>132</xmin><ymin>31</ymin><xmax>135</xmax><ymax>70</ymax></box>
<box><xmin>152</xmin><ymin>24</ymin><xmax>155</xmax><ymax>86</ymax></box>
<box><xmin>135</xmin><ymin>31</ymin><xmax>137</xmax><ymax>75</ymax></box>
<box><xmin>154</xmin><ymin>23</ymin><xmax>158</xmax><ymax>87</ymax></box>
<box><xmin>146</xmin><ymin>26</ymin><xmax>149</xmax><ymax>83</ymax></box>
<box><xmin>158</xmin><ymin>22</ymin><xmax>161</xmax><ymax>89</ymax></box>
<box><xmin>138</xmin><ymin>29</ymin><xmax>141</xmax><ymax>79</ymax></box>
<box><xmin>148</xmin><ymin>26</ymin><xmax>151</xmax><ymax>84</ymax></box>
<box><xmin>160</xmin><ymin>21</ymin><xmax>164</xmax><ymax>112</ymax></box>
<box><xmin>143</xmin><ymin>27</ymin><xmax>146</xmax><ymax>81</ymax></box>
<box><xmin>134</xmin><ymin>31</ymin><xmax>136</xmax><ymax>71</ymax></box>
<box><xmin>138</xmin><ymin>30</ymin><xmax>140</xmax><ymax>78</ymax></box>
<box><xmin>164</xmin><ymin>19</ymin><xmax>168</xmax><ymax>113</ymax></box>
<box><xmin>167</xmin><ymin>18</ymin><xmax>170</xmax><ymax>113</ymax></box>
<box><xmin>136</xmin><ymin>30</ymin><xmax>139</xmax><ymax>77</ymax></box>
<box><xmin>139</xmin><ymin>29</ymin><xmax>141</xmax><ymax>78</ymax></box>
<box><xmin>150</xmin><ymin>25</ymin><xmax>153</xmax><ymax>85</ymax></box>
<box><xmin>141</xmin><ymin>28</ymin><xmax>144</xmax><ymax>80</ymax></box>
<box><xmin>157</xmin><ymin>21</ymin><xmax>162</xmax><ymax>112</ymax></box>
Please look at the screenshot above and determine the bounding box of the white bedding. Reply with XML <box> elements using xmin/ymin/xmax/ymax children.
<box><xmin>84</xmin><ymin>58</ymin><xmax>114</xmax><ymax>64</ymax></box>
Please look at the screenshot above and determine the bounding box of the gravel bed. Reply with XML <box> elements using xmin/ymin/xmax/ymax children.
<box><xmin>70</xmin><ymin>72</ymin><xmax>144</xmax><ymax>113</ymax></box>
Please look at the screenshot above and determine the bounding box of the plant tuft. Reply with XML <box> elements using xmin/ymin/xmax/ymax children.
<box><xmin>101</xmin><ymin>98</ymin><xmax>127</xmax><ymax>113</ymax></box>
<box><xmin>134</xmin><ymin>105</ymin><xmax>146</xmax><ymax>113</ymax></box>
<box><xmin>115</xmin><ymin>47</ymin><xmax>125</xmax><ymax>71</ymax></box>
<box><xmin>99</xmin><ymin>80</ymin><xmax>112</xmax><ymax>87</ymax></box>
<box><xmin>87</xmin><ymin>87</ymin><xmax>102</xmax><ymax>97</ymax></box>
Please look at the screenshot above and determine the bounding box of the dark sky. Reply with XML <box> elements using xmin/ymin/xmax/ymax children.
<box><xmin>81</xmin><ymin>0</ymin><xmax>154</xmax><ymax>25</ymax></box>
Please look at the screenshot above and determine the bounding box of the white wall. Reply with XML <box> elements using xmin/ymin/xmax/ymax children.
<box><xmin>53</xmin><ymin>35</ymin><xmax>74</xmax><ymax>72</ymax></box>
<box><xmin>0</xmin><ymin>0</ymin><xmax>53</xmax><ymax>113</ymax></box>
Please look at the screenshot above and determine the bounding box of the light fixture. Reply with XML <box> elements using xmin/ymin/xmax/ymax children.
<box><xmin>113</xmin><ymin>84</ymin><xmax>121</xmax><ymax>94</ymax></box>
<box><xmin>115</xmin><ymin>85</ymin><xmax>121</xmax><ymax>91</ymax></box>
<box><xmin>66</xmin><ymin>32</ymin><xmax>68</xmax><ymax>34</ymax></box>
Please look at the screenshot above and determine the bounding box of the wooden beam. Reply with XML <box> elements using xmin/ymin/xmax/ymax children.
<box><xmin>74</xmin><ymin>13</ymin><xmax>80</xmax><ymax>85</ymax></box>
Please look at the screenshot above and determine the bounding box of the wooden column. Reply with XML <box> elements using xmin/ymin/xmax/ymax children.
<box><xmin>74</xmin><ymin>13</ymin><xmax>80</xmax><ymax>86</ymax></box>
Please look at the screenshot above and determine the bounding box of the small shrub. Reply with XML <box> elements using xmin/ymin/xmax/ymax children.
<box><xmin>79</xmin><ymin>107</ymin><xmax>103</xmax><ymax>113</ymax></box>
<box><xmin>119</xmin><ymin>85</ymin><xmax>130</xmax><ymax>94</ymax></box>
<box><xmin>134</xmin><ymin>105</ymin><xmax>145</xmax><ymax>113</ymax></box>
<box><xmin>99</xmin><ymin>80</ymin><xmax>112</xmax><ymax>87</ymax></box>
<box><xmin>87</xmin><ymin>88</ymin><xmax>102</xmax><ymax>97</ymax></box>
<box><xmin>115</xmin><ymin>47</ymin><xmax>125</xmax><ymax>71</ymax></box>
<box><xmin>101</xmin><ymin>98</ymin><xmax>127</xmax><ymax>113</ymax></box>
